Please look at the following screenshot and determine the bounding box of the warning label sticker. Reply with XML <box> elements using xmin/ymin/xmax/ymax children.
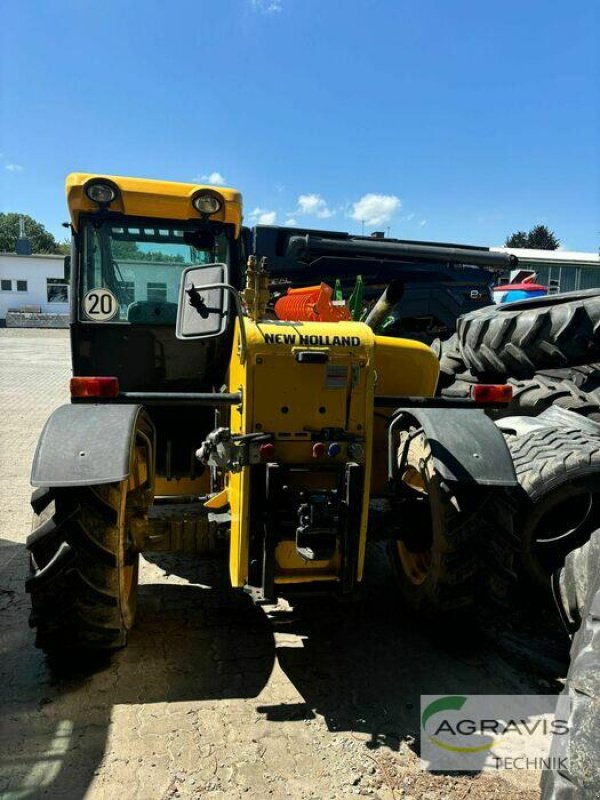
<box><xmin>324</xmin><ymin>364</ymin><xmax>348</xmax><ymax>389</ymax></box>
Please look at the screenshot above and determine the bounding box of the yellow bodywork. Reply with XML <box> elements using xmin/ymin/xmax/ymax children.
<box><xmin>65</xmin><ymin>173</ymin><xmax>243</xmax><ymax>236</ymax></box>
<box><xmin>371</xmin><ymin>335</ymin><xmax>439</xmax><ymax>493</ymax></box>
<box><xmin>225</xmin><ymin>318</ymin><xmax>439</xmax><ymax>590</ymax></box>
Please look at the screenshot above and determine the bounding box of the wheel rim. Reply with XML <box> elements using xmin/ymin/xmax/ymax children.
<box><xmin>531</xmin><ymin>490</ymin><xmax>595</xmax><ymax>577</ymax></box>
<box><xmin>395</xmin><ymin>439</ymin><xmax>434</xmax><ymax>585</ymax></box>
<box><xmin>121</xmin><ymin>558</ymin><xmax>138</xmax><ymax>628</ymax></box>
<box><xmin>535</xmin><ymin>492</ymin><xmax>593</xmax><ymax>545</ymax></box>
<box><xmin>396</xmin><ymin>541</ymin><xmax>432</xmax><ymax>585</ymax></box>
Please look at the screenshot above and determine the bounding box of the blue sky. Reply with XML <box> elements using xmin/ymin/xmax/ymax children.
<box><xmin>1</xmin><ymin>0</ymin><xmax>598</xmax><ymax>250</ymax></box>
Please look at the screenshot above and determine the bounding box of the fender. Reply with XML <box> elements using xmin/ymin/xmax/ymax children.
<box><xmin>393</xmin><ymin>407</ymin><xmax>517</xmax><ymax>487</ymax></box>
<box><xmin>31</xmin><ymin>404</ymin><xmax>155</xmax><ymax>488</ymax></box>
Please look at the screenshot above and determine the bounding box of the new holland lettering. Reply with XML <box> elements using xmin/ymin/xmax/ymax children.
<box><xmin>263</xmin><ymin>333</ymin><xmax>361</xmax><ymax>347</ymax></box>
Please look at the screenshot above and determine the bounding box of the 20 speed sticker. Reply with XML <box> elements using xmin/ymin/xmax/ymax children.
<box><xmin>82</xmin><ymin>288</ymin><xmax>118</xmax><ymax>321</ymax></box>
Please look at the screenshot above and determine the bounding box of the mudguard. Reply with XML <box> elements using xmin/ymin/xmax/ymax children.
<box><xmin>31</xmin><ymin>404</ymin><xmax>154</xmax><ymax>487</ymax></box>
<box><xmin>394</xmin><ymin>407</ymin><xmax>518</xmax><ymax>487</ymax></box>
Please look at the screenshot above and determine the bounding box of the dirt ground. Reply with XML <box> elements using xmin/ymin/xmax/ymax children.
<box><xmin>0</xmin><ymin>328</ymin><xmax>568</xmax><ymax>800</ymax></box>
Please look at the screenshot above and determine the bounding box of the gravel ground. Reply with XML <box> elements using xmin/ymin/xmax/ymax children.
<box><xmin>0</xmin><ymin>328</ymin><xmax>565</xmax><ymax>799</ymax></box>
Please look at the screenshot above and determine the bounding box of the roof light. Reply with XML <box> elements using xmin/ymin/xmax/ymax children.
<box><xmin>85</xmin><ymin>181</ymin><xmax>118</xmax><ymax>205</ymax></box>
<box><xmin>70</xmin><ymin>377</ymin><xmax>120</xmax><ymax>398</ymax></box>
<box><xmin>472</xmin><ymin>384</ymin><xmax>513</xmax><ymax>405</ymax></box>
<box><xmin>192</xmin><ymin>192</ymin><xmax>223</xmax><ymax>215</ymax></box>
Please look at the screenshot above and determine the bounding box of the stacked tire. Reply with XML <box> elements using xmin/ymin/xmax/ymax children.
<box><xmin>435</xmin><ymin>290</ymin><xmax>600</xmax><ymax>596</ymax></box>
<box><xmin>541</xmin><ymin>531</ymin><xmax>600</xmax><ymax>799</ymax></box>
<box><xmin>434</xmin><ymin>291</ymin><xmax>600</xmax><ymax>796</ymax></box>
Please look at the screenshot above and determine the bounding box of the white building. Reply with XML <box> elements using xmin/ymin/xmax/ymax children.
<box><xmin>491</xmin><ymin>247</ymin><xmax>600</xmax><ymax>292</ymax></box>
<box><xmin>0</xmin><ymin>252</ymin><xmax>69</xmax><ymax>323</ymax></box>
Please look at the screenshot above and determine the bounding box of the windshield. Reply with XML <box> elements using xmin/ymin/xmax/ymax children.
<box><xmin>79</xmin><ymin>218</ymin><xmax>230</xmax><ymax>325</ymax></box>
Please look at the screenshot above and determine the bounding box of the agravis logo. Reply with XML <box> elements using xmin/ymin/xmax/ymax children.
<box><xmin>420</xmin><ymin>694</ymin><xmax>570</xmax><ymax>769</ymax></box>
<box><xmin>422</xmin><ymin>695</ymin><xmax>500</xmax><ymax>753</ymax></box>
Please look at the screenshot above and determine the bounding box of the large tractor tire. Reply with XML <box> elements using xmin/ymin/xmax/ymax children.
<box><xmin>27</xmin><ymin>438</ymin><xmax>151</xmax><ymax>655</ymax></box>
<box><xmin>492</xmin><ymin>376</ymin><xmax>600</xmax><ymax>422</ymax></box>
<box><xmin>456</xmin><ymin>290</ymin><xmax>600</xmax><ymax>379</ymax></box>
<box><xmin>432</xmin><ymin>334</ymin><xmax>478</xmax><ymax>392</ymax></box>
<box><xmin>387</xmin><ymin>429</ymin><xmax>517</xmax><ymax>624</ymax></box>
<box><xmin>503</xmin><ymin>427</ymin><xmax>600</xmax><ymax>592</ymax></box>
<box><xmin>540</xmin><ymin>531</ymin><xmax>600</xmax><ymax>799</ymax></box>
<box><xmin>540</xmin><ymin>363</ymin><xmax>600</xmax><ymax>403</ymax></box>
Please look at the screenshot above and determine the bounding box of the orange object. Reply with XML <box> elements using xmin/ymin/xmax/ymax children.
<box><xmin>274</xmin><ymin>283</ymin><xmax>352</xmax><ymax>322</ymax></box>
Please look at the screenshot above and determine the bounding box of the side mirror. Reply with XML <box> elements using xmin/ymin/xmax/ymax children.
<box><xmin>63</xmin><ymin>255</ymin><xmax>71</xmax><ymax>282</ymax></box>
<box><xmin>176</xmin><ymin>263</ymin><xmax>232</xmax><ymax>340</ymax></box>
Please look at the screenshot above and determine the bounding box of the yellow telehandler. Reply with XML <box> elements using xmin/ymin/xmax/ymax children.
<box><xmin>27</xmin><ymin>174</ymin><xmax>517</xmax><ymax>654</ymax></box>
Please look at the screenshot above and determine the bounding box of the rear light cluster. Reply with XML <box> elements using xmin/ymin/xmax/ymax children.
<box><xmin>471</xmin><ymin>384</ymin><xmax>513</xmax><ymax>404</ymax></box>
<box><xmin>70</xmin><ymin>377</ymin><xmax>120</xmax><ymax>398</ymax></box>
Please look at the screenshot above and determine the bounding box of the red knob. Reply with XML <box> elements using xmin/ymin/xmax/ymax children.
<box><xmin>260</xmin><ymin>443</ymin><xmax>276</xmax><ymax>459</ymax></box>
<box><xmin>312</xmin><ymin>442</ymin><xmax>326</xmax><ymax>458</ymax></box>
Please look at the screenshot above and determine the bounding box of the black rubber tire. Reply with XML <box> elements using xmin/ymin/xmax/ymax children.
<box><xmin>492</xmin><ymin>376</ymin><xmax>600</xmax><ymax>422</ymax></box>
<box><xmin>433</xmin><ymin>334</ymin><xmax>479</xmax><ymax>392</ymax></box>
<box><xmin>540</xmin><ymin>364</ymin><xmax>600</xmax><ymax>403</ymax></box>
<box><xmin>540</xmin><ymin>532</ymin><xmax>600</xmax><ymax>799</ymax></box>
<box><xmin>456</xmin><ymin>290</ymin><xmax>600</xmax><ymax>378</ymax></box>
<box><xmin>27</xmin><ymin>483</ymin><xmax>140</xmax><ymax>654</ymax></box>
<box><xmin>439</xmin><ymin>379</ymin><xmax>475</xmax><ymax>400</ymax></box>
<box><xmin>388</xmin><ymin>429</ymin><xmax>517</xmax><ymax>624</ymax></box>
<box><xmin>503</xmin><ymin>428</ymin><xmax>600</xmax><ymax>592</ymax></box>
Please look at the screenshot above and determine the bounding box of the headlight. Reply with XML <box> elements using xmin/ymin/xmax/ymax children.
<box><xmin>192</xmin><ymin>192</ymin><xmax>223</xmax><ymax>215</ymax></box>
<box><xmin>85</xmin><ymin>181</ymin><xmax>118</xmax><ymax>204</ymax></box>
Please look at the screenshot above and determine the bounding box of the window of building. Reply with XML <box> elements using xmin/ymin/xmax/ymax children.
<box><xmin>1</xmin><ymin>279</ymin><xmax>12</xmax><ymax>291</ymax></box>
<box><xmin>47</xmin><ymin>278</ymin><xmax>69</xmax><ymax>303</ymax></box>
<box><xmin>147</xmin><ymin>282</ymin><xmax>167</xmax><ymax>303</ymax></box>
<box><xmin>16</xmin><ymin>280</ymin><xmax>28</xmax><ymax>292</ymax></box>
<box><xmin>118</xmin><ymin>281</ymin><xmax>135</xmax><ymax>305</ymax></box>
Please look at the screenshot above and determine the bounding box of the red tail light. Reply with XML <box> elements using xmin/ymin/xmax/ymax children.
<box><xmin>472</xmin><ymin>384</ymin><xmax>513</xmax><ymax>404</ymax></box>
<box><xmin>70</xmin><ymin>377</ymin><xmax>120</xmax><ymax>398</ymax></box>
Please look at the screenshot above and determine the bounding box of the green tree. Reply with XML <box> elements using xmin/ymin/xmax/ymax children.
<box><xmin>505</xmin><ymin>224</ymin><xmax>560</xmax><ymax>250</ymax></box>
<box><xmin>505</xmin><ymin>231</ymin><xmax>529</xmax><ymax>248</ymax></box>
<box><xmin>0</xmin><ymin>212</ymin><xmax>60</xmax><ymax>254</ymax></box>
<box><xmin>54</xmin><ymin>239</ymin><xmax>71</xmax><ymax>255</ymax></box>
<box><xmin>112</xmin><ymin>239</ymin><xmax>141</xmax><ymax>259</ymax></box>
<box><xmin>527</xmin><ymin>224</ymin><xmax>560</xmax><ymax>250</ymax></box>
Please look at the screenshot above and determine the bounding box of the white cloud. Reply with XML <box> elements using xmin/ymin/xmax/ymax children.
<box><xmin>419</xmin><ymin>219</ymin><xmax>427</xmax><ymax>227</ymax></box>
<box><xmin>5</xmin><ymin>163</ymin><xmax>23</xmax><ymax>172</ymax></box>
<box><xmin>296</xmin><ymin>193</ymin><xmax>333</xmax><ymax>219</ymax></box>
<box><xmin>197</xmin><ymin>171</ymin><xmax>226</xmax><ymax>185</ymax></box>
<box><xmin>248</xmin><ymin>207</ymin><xmax>277</xmax><ymax>225</ymax></box>
<box><xmin>284</xmin><ymin>217</ymin><xmax>298</xmax><ymax>227</ymax></box>
<box><xmin>251</xmin><ymin>0</ymin><xmax>282</xmax><ymax>12</ymax></box>
<box><xmin>350</xmin><ymin>193</ymin><xmax>400</xmax><ymax>227</ymax></box>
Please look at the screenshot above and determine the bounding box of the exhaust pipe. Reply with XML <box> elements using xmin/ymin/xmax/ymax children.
<box><xmin>365</xmin><ymin>280</ymin><xmax>404</xmax><ymax>330</ymax></box>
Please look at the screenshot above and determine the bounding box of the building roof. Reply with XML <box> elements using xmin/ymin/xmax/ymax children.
<box><xmin>491</xmin><ymin>247</ymin><xmax>600</xmax><ymax>267</ymax></box>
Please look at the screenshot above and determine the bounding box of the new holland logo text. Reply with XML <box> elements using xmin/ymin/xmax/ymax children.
<box><xmin>263</xmin><ymin>333</ymin><xmax>361</xmax><ymax>347</ymax></box>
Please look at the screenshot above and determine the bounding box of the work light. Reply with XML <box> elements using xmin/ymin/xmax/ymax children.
<box><xmin>192</xmin><ymin>192</ymin><xmax>223</xmax><ymax>215</ymax></box>
<box><xmin>85</xmin><ymin>181</ymin><xmax>118</xmax><ymax>205</ymax></box>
